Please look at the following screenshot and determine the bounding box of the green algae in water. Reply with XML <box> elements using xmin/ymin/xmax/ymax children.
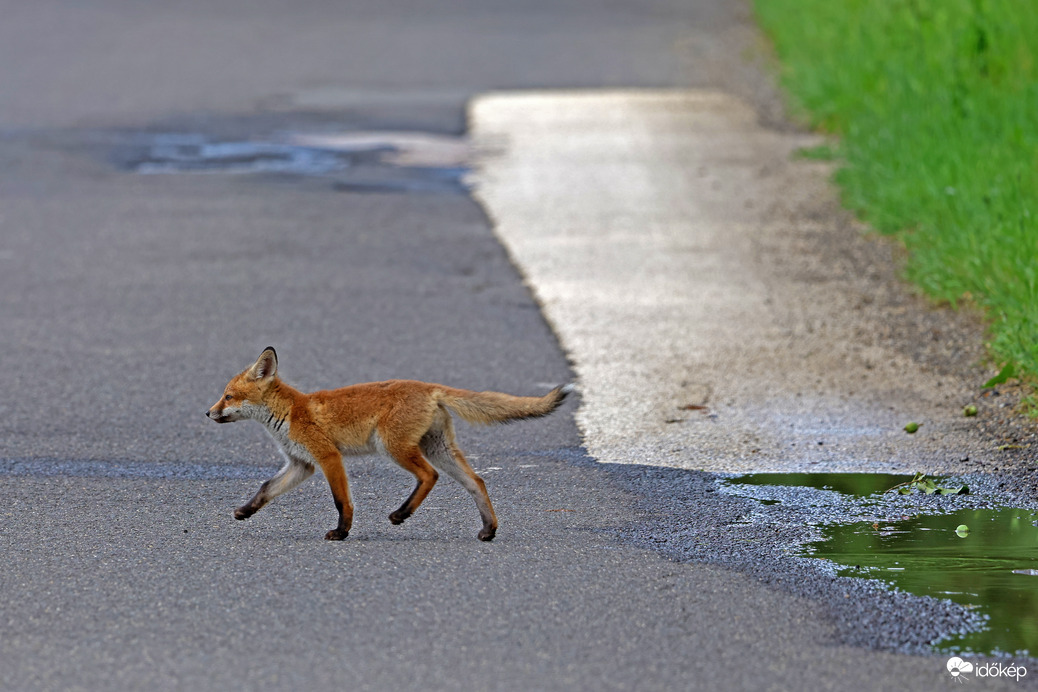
<box><xmin>806</xmin><ymin>507</ymin><xmax>1038</xmax><ymax>656</ymax></box>
<box><xmin>728</xmin><ymin>472</ymin><xmax>915</xmax><ymax>497</ymax></box>
<box><xmin>723</xmin><ymin>472</ymin><xmax>1038</xmax><ymax>655</ymax></box>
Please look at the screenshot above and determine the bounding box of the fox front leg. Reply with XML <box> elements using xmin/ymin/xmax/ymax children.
<box><xmin>234</xmin><ymin>456</ymin><xmax>315</xmax><ymax>520</ymax></box>
<box><xmin>316</xmin><ymin>450</ymin><xmax>353</xmax><ymax>541</ymax></box>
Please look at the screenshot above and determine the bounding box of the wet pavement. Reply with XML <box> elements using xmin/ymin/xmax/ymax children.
<box><xmin>115</xmin><ymin>129</ymin><xmax>471</xmax><ymax>193</ymax></box>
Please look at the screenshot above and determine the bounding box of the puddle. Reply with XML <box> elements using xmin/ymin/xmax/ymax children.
<box><xmin>724</xmin><ymin>472</ymin><xmax>1038</xmax><ymax>657</ymax></box>
<box><xmin>116</xmin><ymin>130</ymin><xmax>470</xmax><ymax>193</ymax></box>
<box><xmin>726</xmin><ymin>472</ymin><xmax>915</xmax><ymax>497</ymax></box>
<box><xmin>128</xmin><ymin>134</ymin><xmax>349</xmax><ymax>175</ymax></box>
<box><xmin>809</xmin><ymin>508</ymin><xmax>1038</xmax><ymax>656</ymax></box>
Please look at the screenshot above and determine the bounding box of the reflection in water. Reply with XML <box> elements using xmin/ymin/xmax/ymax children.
<box><xmin>729</xmin><ymin>472</ymin><xmax>915</xmax><ymax>497</ymax></box>
<box><xmin>119</xmin><ymin>132</ymin><xmax>471</xmax><ymax>194</ymax></box>
<box><xmin>808</xmin><ymin>508</ymin><xmax>1038</xmax><ymax>656</ymax></box>
<box><xmin>724</xmin><ymin>472</ymin><xmax>1038</xmax><ymax>657</ymax></box>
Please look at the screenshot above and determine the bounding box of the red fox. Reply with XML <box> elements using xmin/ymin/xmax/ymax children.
<box><xmin>206</xmin><ymin>347</ymin><xmax>572</xmax><ymax>541</ymax></box>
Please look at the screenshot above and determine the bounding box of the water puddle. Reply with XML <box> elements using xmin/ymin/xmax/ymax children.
<box><xmin>809</xmin><ymin>507</ymin><xmax>1038</xmax><ymax>656</ymax></box>
<box><xmin>724</xmin><ymin>472</ymin><xmax>1038</xmax><ymax>657</ymax></box>
<box><xmin>116</xmin><ymin>130</ymin><xmax>470</xmax><ymax>193</ymax></box>
<box><xmin>728</xmin><ymin>472</ymin><xmax>915</xmax><ymax>497</ymax></box>
<box><xmin>128</xmin><ymin>134</ymin><xmax>349</xmax><ymax>175</ymax></box>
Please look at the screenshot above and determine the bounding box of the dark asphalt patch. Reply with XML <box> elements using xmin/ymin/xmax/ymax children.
<box><xmin>109</xmin><ymin>128</ymin><xmax>471</xmax><ymax>194</ymax></box>
<box><xmin>126</xmin><ymin>134</ymin><xmax>351</xmax><ymax>175</ymax></box>
<box><xmin>331</xmin><ymin>166</ymin><xmax>469</xmax><ymax>195</ymax></box>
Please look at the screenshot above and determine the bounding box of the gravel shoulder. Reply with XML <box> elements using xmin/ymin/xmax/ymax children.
<box><xmin>470</xmin><ymin>89</ymin><xmax>1038</xmax><ymax>480</ymax></box>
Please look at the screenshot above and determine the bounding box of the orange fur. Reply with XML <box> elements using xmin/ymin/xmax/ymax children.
<box><xmin>207</xmin><ymin>347</ymin><xmax>571</xmax><ymax>541</ymax></box>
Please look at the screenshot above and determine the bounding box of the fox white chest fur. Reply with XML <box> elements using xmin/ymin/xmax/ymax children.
<box><xmin>240</xmin><ymin>401</ymin><xmax>318</xmax><ymax>467</ymax></box>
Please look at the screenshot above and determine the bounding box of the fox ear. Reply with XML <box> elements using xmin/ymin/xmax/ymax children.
<box><xmin>247</xmin><ymin>347</ymin><xmax>278</xmax><ymax>381</ymax></box>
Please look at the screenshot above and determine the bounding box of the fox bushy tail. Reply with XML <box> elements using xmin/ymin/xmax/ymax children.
<box><xmin>436</xmin><ymin>384</ymin><xmax>573</xmax><ymax>425</ymax></box>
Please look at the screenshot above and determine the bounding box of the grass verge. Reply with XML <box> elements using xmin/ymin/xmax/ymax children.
<box><xmin>753</xmin><ymin>0</ymin><xmax>1038</xmax><ymax>386</ymax></box>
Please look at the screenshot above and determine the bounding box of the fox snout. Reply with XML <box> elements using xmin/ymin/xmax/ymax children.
<box><xmin>206</xmin><ymin>406</ymin><xmax>234</xmax><ymax>423</ymax></box>
<box><xmin>207</xmin><ymin>396</ymin><xmax>248</xmax><ymax>422</ymax></box>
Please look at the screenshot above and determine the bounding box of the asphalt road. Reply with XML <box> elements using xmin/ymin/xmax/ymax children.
<box><xmin>0</xmin><ymin>2</ymin><xmax>1022</xmax><ymax>691</ymax></box>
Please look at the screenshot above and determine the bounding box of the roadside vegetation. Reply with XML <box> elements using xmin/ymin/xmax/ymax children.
<box><xmin>753</xmin><ymin>0</ymin><xmax>1038</xmax><ymax>392</ymax></box>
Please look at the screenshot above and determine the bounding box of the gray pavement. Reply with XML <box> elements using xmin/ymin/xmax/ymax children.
<box><xmin>0</xmin><ymin>2</ymin><xmax>1024</xmax><ymax>691</ymax></box>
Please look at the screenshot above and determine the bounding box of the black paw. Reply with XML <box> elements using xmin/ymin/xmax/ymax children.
<box><xmin>388</xmin><ymin>510</ymin><xmax>410</xmax><ymax>525</ymax></box>
<box><xmin>234</xmin><ymin>506</ymin><xmax>255</xmax><ymax>521</ymax></box>
<box><xmin>324</xmin><ymin>528</ymin><xmax>349</xmax><ymax>541</ymax></box>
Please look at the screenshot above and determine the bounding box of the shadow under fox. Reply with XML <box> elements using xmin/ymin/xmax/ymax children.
<box><xmin>207</xmin><ymin>347</ymin><xmax>572</xmax><ymax>541</ymax></box>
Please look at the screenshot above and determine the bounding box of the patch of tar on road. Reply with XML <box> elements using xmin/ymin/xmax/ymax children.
<box><xmin>2</xmin><ymin>108</ymin><xmax>474</xmax><ymax>196</ymax></box>
<box><xmin>113</xmin><ymin>129</ymin><xmax>472</xmax><ymax>194</ymax></box>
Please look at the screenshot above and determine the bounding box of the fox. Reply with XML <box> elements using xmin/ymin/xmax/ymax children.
<box><xmin>206</xmin><ymin>347</ymin><xmax>572</xmax><ymax>542</ymax></box>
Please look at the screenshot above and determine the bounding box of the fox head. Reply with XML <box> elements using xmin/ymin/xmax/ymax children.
<box><xmin>206</xmin><ymin>347</ymin><xmax>279</xmax><ymax>423</ymax></box>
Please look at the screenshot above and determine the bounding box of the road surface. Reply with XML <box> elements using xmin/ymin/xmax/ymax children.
<box><xmin>0</xmin><ymin>1</ymin><xmax>1027</xmax><ymax>690</ymax></box>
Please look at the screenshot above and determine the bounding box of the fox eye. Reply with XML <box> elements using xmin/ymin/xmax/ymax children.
<box><xmin>224</xmin><ymin>394</ymin><xmax>232</xmax><ymax>401</ymax></box>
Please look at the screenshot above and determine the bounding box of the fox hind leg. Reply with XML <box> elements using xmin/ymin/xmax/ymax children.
<box><xmin>384</xmin><ymin>442</ymin><xmax>439</xmax><ymax>526</ymax></box>
<box><xmin>421</xmin><ymin>410</ymin><xmax>498</xmax><ymax>541</ymax></box>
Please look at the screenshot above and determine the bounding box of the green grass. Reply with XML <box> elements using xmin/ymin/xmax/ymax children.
<box><xmin>753</xmin><ymin>0</ymin><xmax>1038</xmax><ymax>383</ymax></box>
